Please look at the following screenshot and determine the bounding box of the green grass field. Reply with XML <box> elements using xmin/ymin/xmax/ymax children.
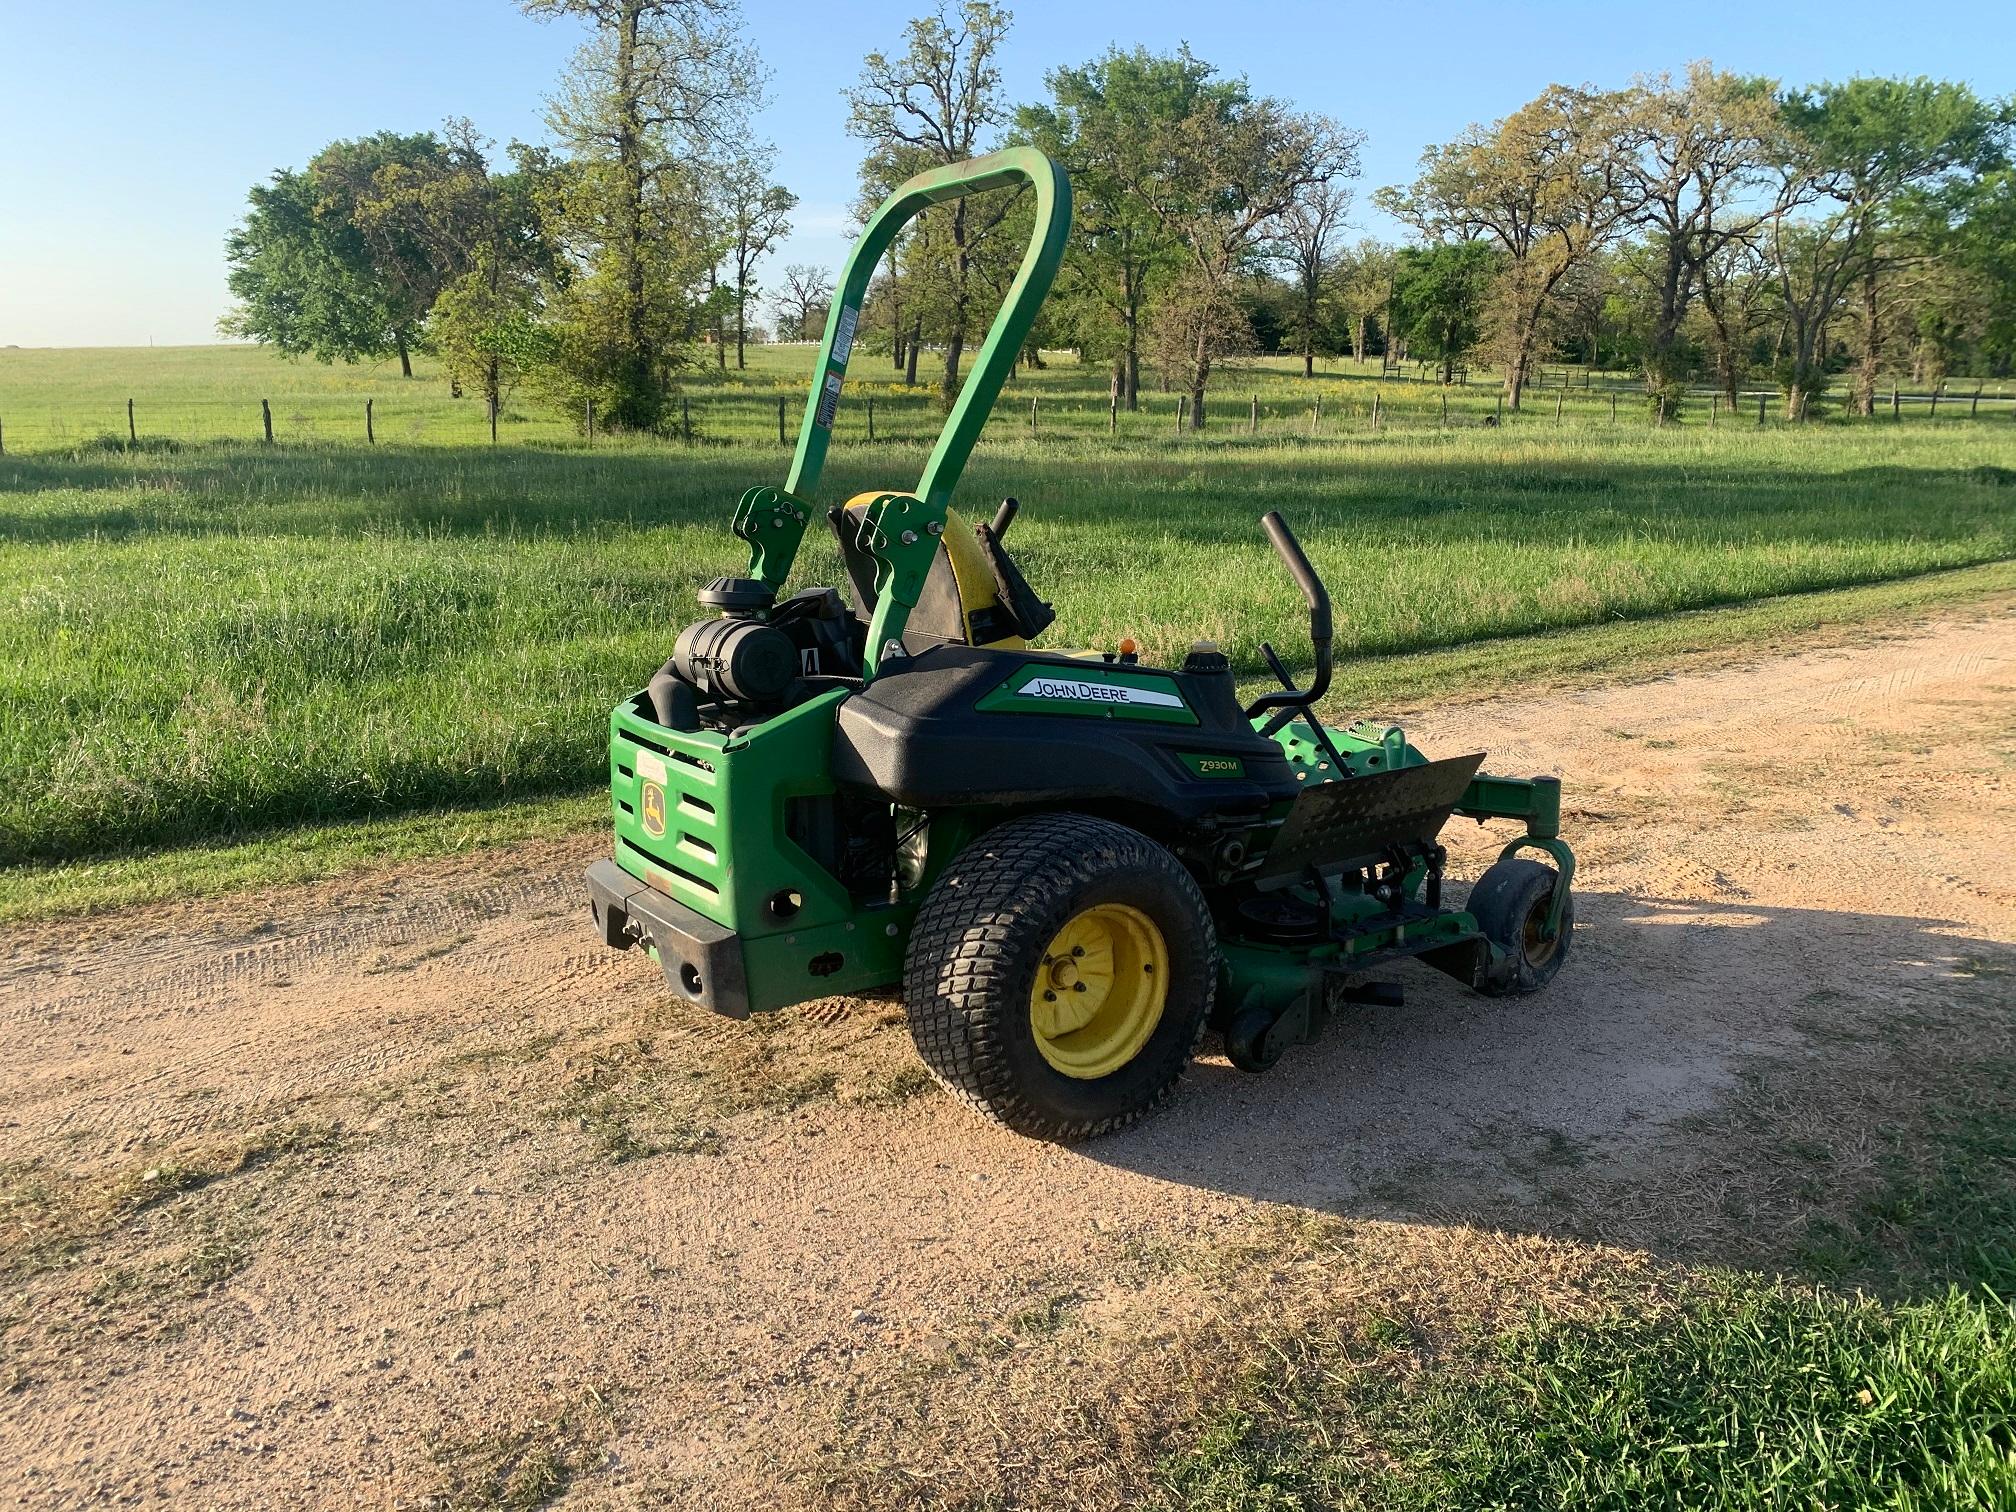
<box><xmin>5</xmin><ymin>343</ymin><xmax>2016</xmax><ymax>1505</ymax></box>
<box><xmin>3</xmin><ymin>343</ymin><xmax>2014</xmax><ymax>869</ymax></box>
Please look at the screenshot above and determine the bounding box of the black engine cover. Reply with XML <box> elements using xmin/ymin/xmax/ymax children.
<box><xmin>831</xmin><ymin>645</ymin><xmax>1301</xmax><ymax>825</ymax></box>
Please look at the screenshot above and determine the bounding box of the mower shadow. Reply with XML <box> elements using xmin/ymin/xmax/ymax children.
<box><xmin>1082</xmin><ymin>887</ymin><xmax>2016</xmax><ymax>1299</ymax></box>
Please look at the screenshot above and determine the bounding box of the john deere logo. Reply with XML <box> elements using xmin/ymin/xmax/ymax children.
<box><xmin>640</xmin><ymin>781</ymin><xmax>667</xmax><ymax>839</ymax></box>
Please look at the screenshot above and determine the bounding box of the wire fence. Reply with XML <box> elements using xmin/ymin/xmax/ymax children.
<box><xmin>2</xmin><ymin>370</ymin><xmax>2012</xmax><ymax>456</ymax></box>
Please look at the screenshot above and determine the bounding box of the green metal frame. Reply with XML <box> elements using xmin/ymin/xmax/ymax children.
<box><xmin>732</xmin><ymin>146</ymin><xmax>1073</xmax><ymax>673</ymax></box>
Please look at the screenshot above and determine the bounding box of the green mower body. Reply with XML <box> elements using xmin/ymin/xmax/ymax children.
<box><xmin>585</xmin><ymin>147</ymin><xmax>1578</xmax><ymax>1139</ymax></box>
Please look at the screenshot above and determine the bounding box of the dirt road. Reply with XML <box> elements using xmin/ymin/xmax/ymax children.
<box><xmin>4</xmin><ymin>605</ymin><xmax>2013</xmax><ymax>1509</ymax></box>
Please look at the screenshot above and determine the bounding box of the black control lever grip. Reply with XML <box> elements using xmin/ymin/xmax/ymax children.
<box><xmin>1243</xmin><ymin>511</ymin><xmax>1334</xmax><ymax>720</ymax></box>
<box><xmin>991</xmin><ymin>497</ymin><xmax>1020</xmax><ymax>540</ymax></box>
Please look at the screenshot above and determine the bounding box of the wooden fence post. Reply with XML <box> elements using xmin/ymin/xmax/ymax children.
<box><xmin>489</xmin><ymin>394</ymin><xmax>499</xmax><ymax>444</ymax></box>
<box><xmin>587</xmin><ymin>399</ymin><xmax>596</xmax><ymax>445</ymax></box>
<box><xmin>867</xmin><ymin>395</ymin><xmax>876</xmax><ymax>442</ymax></box>
<box><xmin>127</xmin><ymin>398</ymin><xmax>136</xmax><ymax>444</ymax></box>
<box><xmin>1656</xmin><ymin>394</ymin><xmax>1667</xmax><ymax>426</ymax></box>
<box><xmin>1757</xmin><ymin>393</ymin><xmax>1766</xmax><ymax>425</ymax></box>
<box><xmin>1175</xmin><ymin>396</ymin><xmax>1186</xmax><ymax>432</ymax></box>
<box><xmin>1495</xmin><ymin>393</ymin><xmax>1504</xmax><ymax>424</ymax></box>
<box><xmin>1440</xmin><ymin>392</ymin><xmax>1448</xmax><ymax>428</ymax></box>
<box><xmin>261</xmin><ymin>399</ymin><xmax>273</xmax><ymax>443</ymax></box>
<box><xmin>1554</xmin><ymin>391</ymin><xmax>1563</xmax><ymax>422</ymax></box>
<box><xmin>1108</xmin><ymin>395</ymin><xmax>1117</xmax><ymax>435</ymax></box>
<box><xmin>1029</xmin><ymin>396</ymin><xmax>1036</xmax><ymax>435</ymax></box>
<box><xmin>1249</xmin><ymin>394</ymin><xmax>1258</xmax><ymax>434</ymax></box>
<box><xmin>1371</xmin><ymin>390</ymin><xmax>1381</xmax><ymax>431</ymax></box>
<box><xmin>1891</xmin><ymin>388</ymin><xmax>1900</xmax><ymax>420</ymax></box>
<box><xmin>1971</xmin><ymin>387</ymin><xmax>1982</xmax><ymax>419</ymax></box>
<box><xmin>1930</xmin><ymin>389</ymin><xmax>1940</xmax><ymax>419</ymax></box>
<box><xmin>776</xmin><ymin>396</ymin><xmax>784</xmax><ymax>445</ymax></box>
<box><xmin>366</xmin><ymin>399</ymin><xmax>374</xmax><ymax>444</ymax></box>
<box><xmin>1609</xmin><ymin>393</ymin><xmax>1616</xmax><ymax>424</ymax></box>
<box><xmin>1710</xmin><ymin>393</ymin><xmax>1718</xmax><ymax>428</ymax></box>
<box><xmin>1312</xmin><ymin>393</ymin><xmax>1322</xmax><ymax>435</ymax></box>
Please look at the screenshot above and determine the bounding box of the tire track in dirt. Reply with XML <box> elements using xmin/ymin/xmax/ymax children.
<box><xmin>2</xmin><ymin>608</ymin><xmax>2013</xmax><ymax>1509</ymax></box>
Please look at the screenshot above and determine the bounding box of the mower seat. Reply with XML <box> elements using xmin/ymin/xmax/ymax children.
<box><xmin>833</xmin><ymin>494</ymin><xmax>1039</xmax><ymax>654</ymax></box>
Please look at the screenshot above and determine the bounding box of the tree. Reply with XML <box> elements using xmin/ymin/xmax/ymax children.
<box><xmin>1379</xmin><ymin>85</ymin><xmax>1638</xmax><ymax>408</ymax></box>
<box><xmin>1693</xmin><ymin>235</ymin><xmax>1774</xmax><ymax>408</ymax></box>
<box><xmin>1615</xmin><ymin>64</ymin><xmax>1796</xmax><ymax>411</ymax></box>
<box><xmin>846</xmin><ymin>1</ymin><xmax>1014</xmax><ymax>409</ymax></box>
<box><xmin>222</xmin><ymin>131</ymin><xmax>452</xmax><ymax>375</ymax></box>
<box><xmin>522</xmin><ymin>0</ymin><xmax>764</xmax><ymax>430</ymax></box>
<box><xmin>1277</xmin><ymin>179</ymin><xmax>1352</xmax><ymax>378</ymax></box>
<box><xmin>774</xmin><ymin>263</ymin><xmax>833</xmax><ymax>340</ymax></box>
<box><xmin>713</xmin><ymin>143</ymin><xmax>795</xmax><ymax>368</ymax></box>
<box><xmin>1105</xmin><ymin>47</ymin><xmax>1360</xmax><ymax>427</ymax></box>
<box><xmin>1391</xmin><ymin>241</ymin><xmax>1497</xmax><ymax>384</ymax></box>
<box><xmin>1017</xmin><ymin>48</ymin><xmax>1184</xmax><ymax>408</ymax></box>
<box><xmin>359</xmin><ymin>123</ymin><xmax>559</xmax><ymax>426</ymax></box>
<box><xmin>1336</xmin><ymin>239</ymin><xmax>1396</xmax><ymax>363</ymax></box>
<box><xmin>1783</xmin><ymin>77</ymin><xmax>2009</xmax><ymax>414</ymax></box>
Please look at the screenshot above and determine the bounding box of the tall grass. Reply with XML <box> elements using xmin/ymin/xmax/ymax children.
<box><xmin>2</xmin><ymin>347</ymin><xmax>2013</xmax><ymax>863</ymax></box>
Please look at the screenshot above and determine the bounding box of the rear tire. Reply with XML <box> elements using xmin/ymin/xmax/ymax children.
<box><xmin>1469</xmin><ymin>856</ymin><xmax>1573</xmax><ymax>996</ymax></box>
<box><xmin>904</xmin><ymin>814</ymin><xmax>1216</xmax><ymax>1141</ymax></box>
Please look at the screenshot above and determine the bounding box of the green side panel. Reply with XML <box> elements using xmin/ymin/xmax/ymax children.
<box><xmin>975</xmin><ymin>664</ymin><xmax>1199</xmax><ymax>725</ymax></box>
<box><xmin>608</xmin><ymin>688</ymin><xmax>909</xmax><ymax>1009</ymax></box>
<box><xmin>1178</xmin><ymin>752</ymin><xmax>1245</xmax><ymax>779</ymax></box>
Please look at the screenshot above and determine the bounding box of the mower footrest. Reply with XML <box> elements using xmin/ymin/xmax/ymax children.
<box><xmin>586</xmin><ymin>860</ymin><xmax>751</xmax><ymax>1018</ymax></box>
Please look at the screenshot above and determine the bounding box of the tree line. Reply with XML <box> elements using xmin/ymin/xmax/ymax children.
<box><xmin>222</xmin><ymin>1</ymin><xmax>2016</xmax><ymax>434</ymax></box>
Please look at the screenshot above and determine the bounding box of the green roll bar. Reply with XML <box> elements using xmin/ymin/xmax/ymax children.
<box><xmin>733</xmin><ymin>147</ymin><xmax>1072</xmax><ymax>609</ymax></box>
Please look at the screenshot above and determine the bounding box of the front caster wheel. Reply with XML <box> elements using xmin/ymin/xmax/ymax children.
<box><xmin>903</xmin><ymin>814</ymin><xmax>1217</xmax><ymax>1141</ymax></box>
<box><xmin>1469</xmin><ymin>856</ymin><xmax>1573</xmax><ymax>996</ymax></box>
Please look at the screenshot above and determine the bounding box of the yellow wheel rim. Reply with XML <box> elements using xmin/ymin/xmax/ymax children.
<box><xmin>1028</xmin><ymin>903</ymin><xmax>1169</xmax><ymax>1080</ymax></box>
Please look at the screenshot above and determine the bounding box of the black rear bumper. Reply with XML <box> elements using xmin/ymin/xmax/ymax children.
<box><xmin>586</xmin><ymin>859</ymin><xmax>751</xmax><ymax>1018</ymax></box>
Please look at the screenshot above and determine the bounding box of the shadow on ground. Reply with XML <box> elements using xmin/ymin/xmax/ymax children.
<box><xmin>1084</xmin><ymin>888</ymin><xmax>2016</xmax><ymax>1301</ymax></box>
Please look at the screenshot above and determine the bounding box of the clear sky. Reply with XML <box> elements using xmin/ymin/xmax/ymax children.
<box><xmin>2</xmin><ymin>0</ymin><xmax>2012</xmax><ymax>348</ymax></box>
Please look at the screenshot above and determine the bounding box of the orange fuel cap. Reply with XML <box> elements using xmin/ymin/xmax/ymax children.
<box><xmin>1118</xmin><ymin>637</ymin><xmax>1138</xmax><ymax>655</ymax></box>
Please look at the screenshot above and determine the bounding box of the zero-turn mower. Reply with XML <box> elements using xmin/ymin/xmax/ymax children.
<box><xmin>585</xmin><ymin>148</ymin><xmax>1577</xmax><ymax>1140</ymax></box>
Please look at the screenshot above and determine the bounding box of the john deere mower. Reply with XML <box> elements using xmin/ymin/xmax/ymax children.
<box><xmin>585</xmin><ymin>147</ymin><xmax>1576</xmax><ymax>1141</ymax></box>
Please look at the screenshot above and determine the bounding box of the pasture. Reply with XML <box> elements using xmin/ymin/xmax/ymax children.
<box><xmin>4</xmin><ymin>343</ymin><xmax>2016</xmax><ymax>1507</ymax></box>
<box><xmin>3</xmin><ymin>343</ymin><xmax>2014</xmax><ymax>876</ymax></box>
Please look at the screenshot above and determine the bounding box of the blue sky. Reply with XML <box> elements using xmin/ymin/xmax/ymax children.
<box><xmin>2</xmin><ymin>0</ymin><xmax>2011</xmax><ymax>347</ymax></box>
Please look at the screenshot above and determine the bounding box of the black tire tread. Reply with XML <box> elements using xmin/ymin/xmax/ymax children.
<box><xmin>903</xmin><ymin>813</ymin><xmax>1216</xmax><ymax>1141</ymax></box>
<box><xmin>1468</xmin><ymin>856</ymin><xmax>1573</xmax><ymax>996</ymax></box>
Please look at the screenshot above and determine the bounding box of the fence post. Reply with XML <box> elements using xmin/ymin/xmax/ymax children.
<box><xmin>776</xmin><ymin>395</ymin><xmax>784</xmax><ymax>445</ymax></box>
<box><xmin>1371</xmin><ymin>390</ymin><xmax>1381</xmax><ymax>431</ymax></box>
<box><xmin>1554</xmin><ymin>391</ymin><xmax>1563</xmax><ymax>423</ymax></box>
<box><xmin>1109</xmin><ymin>395</ymin><xmax>1117</xmax><ymax>435</ymax></box>
<box><xmin>127</xmin><ymin>398</ymin><xmax>136</xmax><ymax>444</ymax></box>
<box><xmin>1972</xmin><ymin>387</ymin><xmax>1982</xmax><ymax>419</ymax></box>
<box><xmin>1029</xmin><ymin>395</ymin><xmax>1036</xmax><ymax>435</ymax></box>
<box><xmin>1496</xmin><ymin>393</ymin><xmax>1504</xmax><ymax>425</ymax></box>
<box><xmin>1250</xmin><ymin>393</ymin><xmax>1258</xmax><ymax>434</ymax></box>
<box><xmin>1930</xmin><ymin>389</ymin><xmax>1940</xmax><ymax>419</ymax></box>
<box><xmin>682</xmin><ymin>396</ymin><xmax>692</xmax><ymax>441</ymax></box>
<box><xmin>1175</xmin><ymin>395</ymin><xmax>1186</xmax><ymax>433</ymax></box>
<box><xmin>1440</xmin><ymin>392</ymin><xmax>1447</xmax><ymax>428</ymax></box>
<box><xmin>1709</xmin><ymin>393</ymin><xmax>1717</xmax><ymax>429</ymax></box>
<box><xmin>1757</xmin><ymin>393</ymin><xmax>1766</xmax><ymax>425</ymax></box>
<box><xmin>1891</xmin><ymin>388</ymin><xmax>1899</xmax><ymax>420</ymax></box>
<box><xmin>587</xmin><ymin>399</ymin><xmax>596</xmax><ymax>445</ymax></box>
<box><xmin>1609</xmin><ymin>393</ymin><xmax>1616</xmax><ymax>424</ymax></box>
<box><xmin>868</xmin><ymin>395</ymin><xmax>876</xmax><ymax>442</ymax></box>
<box><xmin>1312</xmin><ymin>393</ymin><xmax>1322</xmax><ymax>435</ymax></box>
<box><xmin>489</xmin><ymin>394</ymin><xmax>499</xmax><ymax>444</ymax></box>
<box><xmin>1657</xmin><ymin>395</ymin><xmax>1667</xmax><ymax>427</ymax></box>
<box><xmin>261</xmin><ymin>399</ymin><xmax>273</xmax><ymax>444</ymax></box>
<box><xmin>0</xmin><ymin>417</ymin><xmax>6</xmax><ymax>456</ymax></box>
<box><xmin>366</xmin><ymin>398</ymin><xmax>374</xmax><ymax>444</ymax></box>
